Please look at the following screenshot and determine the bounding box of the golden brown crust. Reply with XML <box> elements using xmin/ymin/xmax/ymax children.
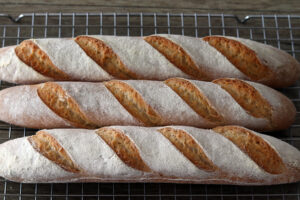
<box><xmin>213</xmin><ymin>126</ymin><xmax>286</xmax><ymax>174</ymax></box>
<box><xmin>75</xmin><ymin>36</ymin><xmax>138</xmax><ymax>79</ymax></box>
<box><xmin>104</xmin><ymin>80</ymin><xmax>163</xmax><ymax>126</ymax></box>
<box><xmin>15</xmin><ymin>40</ymin><xmax>70</xmax><ymax>80</ymax></box>
<box><xmin>203</xmin><ymin>36</ymin><xmax>274</xmax><ymax>81</ymax></box>
<box><xmin>96</xmin><ymin>128</ymin><xmax>151</xmax><ymax>172</ymax></box>
<box><xmin>158</xmin><ymin>127</ymin><xmax>218</xmax><ymax>172</ymax></box>
<box><xmin>213</xmin><ymin>78</ymin><xmax>272</xmax><ymax>121</ymax></box>
<box><xmin>28</xmin><ymin>131</ymin><xmax>81</xmax><ymax>173</ymax></box>
<box><xmin>165</xmin><ymin>78</ymin><xmax>224</xmax><ymax>123</ymax></box>
<box><xmin>144</xmin><ymin>36</ymin><xmax>208</xmax><ymax>80</ymax></box>
<box><xmin>37</xmin><ymin>82</ymin><xmax>97</xmax><ymax>129</ymax></box>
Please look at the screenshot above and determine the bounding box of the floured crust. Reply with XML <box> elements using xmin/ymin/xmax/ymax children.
<box><xmin>0</xmin><ymin>84</ymin><xmax>71</xmax><ymax>128</ymax></box>
<box><xmin>0</xmin><ymin>35</ymin><xmax>298</xmax><ymax>87</ymax></box>
<box><xmin>0</xmin><ymin>78</ymin><xmax>295</xmax><ymax>131</ymax></box>
<box><xmin>37</xmin><ymin>82</ymin><xmax>97</xmax><ymax>129</ymax></box>
<box><xmin>28</xmin><ymin>131</ymin><xmax>82</xmax><ymax>173</ymax></box>
<box><xmin>33</xmin><ymin>38</ymin><xmax>113</xmax><ymax>81</ymax></box>
<box><xmin>0</xmin><ymin>46</ymin><xmax>52</xmax><ymax>84</ymax></box>
<box><xmin>75</xmin><ymin>36</ymin><xmax>138</xmax><ymax>79</ymax></box>
<box><xmin>245</xmin><ymin>80</ymin><xmax>296</xmax><ymax>130</ymax></box>
<box><xmin>212</xmin><ymin>78</ymin><xmax>272</xmax><ymax>122</ymax></box>
<box><xmin>104</xmin><ymin>80</ymin><xmax>163</xmax><ymax>126</ymax></box>
<box><xmin>228</xmin><ymin>36</ymin><xmax>300</xmax><ymax>87</ymax></box>
<box><xmin>212</xmin><ymin>126</ymin><xmax>286</xmax><ymax>174</ymax></box>
<box><xmin>15</xmin><ymin>40</ymin><xmax>70</xmax><ymax>80</ymax></box>
<box><xmin>203</xmin><ymin>36</ymin><xmax>274</xmax><ymax>81</ymax></box>
<box><xmin>158</xmin><ymin>127</ymin><xmax>218</xmax><ymax>172</ymax></box>
<box><xmin>96</xmin><ymin>128</ymin><xmax>152</xmax><ymax>172</ymax></box>
<box><xmin>0</xmin><ymin>126</ymin><xmax>299</xmax><ymax>185</ymax></box>
<box><xmin>165</xmin><ymin>78</ymin><xmax>224</xmax><ymax>124</ymax></box>
<box><xmin>144</xmin><ymin>35</ymin><xmax>208</xmax><ymax>80</ymax></box>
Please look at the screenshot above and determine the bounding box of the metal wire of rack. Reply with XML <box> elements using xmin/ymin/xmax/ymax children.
<box><xmin>0</xmin><ymin>12</ymin><xmax>299</xmax><ymax>200</ymax></box>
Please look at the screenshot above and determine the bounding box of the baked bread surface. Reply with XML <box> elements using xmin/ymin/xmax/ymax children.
<box><xmin>0</xmin><ymin>126</ymin><xmax>299</xmax><ymax>185</ymax></box>
<box><xmin>0</xmin><ymin>35</ymin><xmax>299</xmax><ymax>87</ymax></box>
<box><xmin>0</xmin><ymin>78</ymin><xmax>295</xmax><ymax>131</ymax></box>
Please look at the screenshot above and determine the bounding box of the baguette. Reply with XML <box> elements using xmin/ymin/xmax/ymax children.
<box><xmin>0</xmin><ymin>125</ymin><xmax>299</xmax><ymax>184</ymax></box>
<box><xmin>0</xmin><ymin>78</ymin><xmax>295</xmax><ymax>131</ymax></box>
<box><xmin>0</xmin><ymin>34</ymin><xmax>299</xmax><ymax>87</ymax></box>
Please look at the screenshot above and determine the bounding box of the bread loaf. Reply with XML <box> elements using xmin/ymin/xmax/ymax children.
<box><xmin>0</xmin><ymin>78</ymin><xmax>295</xmax><ymax>131</ymax></box>
<box><xmin>0</xmin><ymin>125</ymin><xmax>299</xmax><ymax>184</ymax></box>
<box><xmin>0</xmin><ymin>34</ymin><xmax>299</xmax><ymax>87</ymax></box>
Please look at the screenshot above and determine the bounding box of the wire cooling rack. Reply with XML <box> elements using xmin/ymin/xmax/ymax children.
<box><xmin>0</xmin><ymin>12</ymin><xmax>299</xmax><ymax>200</ymax></box>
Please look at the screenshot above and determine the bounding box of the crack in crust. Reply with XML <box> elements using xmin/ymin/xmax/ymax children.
<box><xmin>213</xmin><ymin>78</ymin><xmax>272</xmax><ymax>121</ymax></box>
<box><xmin>165</xmin><ymin>78</ymin><xmax>224</xmax><ymax>123</ymax></box>
<box><xmin>104</xmin><ymin>80</ymin><xmax>163</xmax><ymax>126</ymax></box>
<box><xmin>28</xmin><ymin>131</ymin><xmax>81</xmax><ymax>173</ymax></box>
<box><xmin>37</xmin><ymin>82</ymin><xmax>97</xmax><ymax>129</ymax></box>
<box><xmin>144</xmin><ymin>35</ymin><xmax>208</xmax><ymax>80</ymax></box>
<box><xmin>15</xmin><ymin>40</ymin><xmax>70</xmax><ymax>80</ymax></box>
<box><xmin>75</xmin><ymin>36</ymin><xmax>138</xmax><ymax>79</ymax></box>
<box><xmin>213</xmin><ymin>126</ymin><xmax>286</xmax><ymax>174</ymax></box>
<box><xmin>96</xmin><ymin>128</ymin><xmax>151</xmax><ymax>172</ymax></box>
<box><xmin>158</xmin><ymin>127</ymin><xmax>218</xmax><ymax>172</ymax></box>
<box><xmin>203</xmin><ymin>36</ymin><xmax>273</xmax><ymax>81</ymax></box>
